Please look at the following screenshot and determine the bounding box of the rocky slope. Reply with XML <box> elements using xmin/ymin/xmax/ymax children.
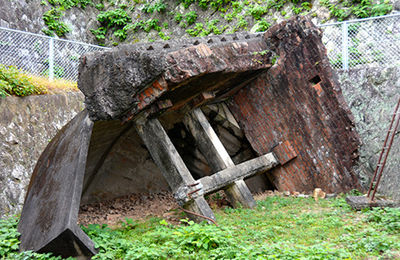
<box><xmin>0</xmin><ymin>0</ymin><xmax>398</xmax><ymax>46</ymax></box>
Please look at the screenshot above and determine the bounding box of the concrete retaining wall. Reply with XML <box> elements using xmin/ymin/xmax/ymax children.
<box><xmin>338</xmin><ymin>66</ymin><xmax>400</xmax><ymax>200</ymax></box>
<box><xmin>0</xmin><ymin>92</ymin><xmax>84</xmax><ymax>217</ymax></box>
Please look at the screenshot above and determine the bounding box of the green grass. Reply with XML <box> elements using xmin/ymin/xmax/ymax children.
<box><xmin>1</xmin><ymin>195</ymin><xmax>400</xmax><ymax>259</ymax></box>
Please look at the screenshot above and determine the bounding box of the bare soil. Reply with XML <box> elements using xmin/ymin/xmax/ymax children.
<box><xmin>78</xmin><ymin>192</ymin><xmax>179</xmax><ymax>226</ymax></box>
<box><xmin>78</xmin><ymin>190</ymin><xmax>303</xmax><ymax>227</ymax></box>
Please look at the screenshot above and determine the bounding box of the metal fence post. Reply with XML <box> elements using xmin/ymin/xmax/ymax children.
<box><xmin>49</xmin><ymin>38</ymin><xmax>54</xmax><ymax>80</ymax></box>
<box><xmin>342</xmin><ymin>21</ymin><xmax>349</xmax><ymax>70</ymax></box>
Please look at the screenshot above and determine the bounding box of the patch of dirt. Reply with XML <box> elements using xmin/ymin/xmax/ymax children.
<box><xmin>78</xmin><ymin>190</ymin><xmax>287</xmax><ymax>227</ymax></box>
<box><xmin>78</xmin><ymin>192</ymin><xmax>180</xmax><ymax>226</ymax></box>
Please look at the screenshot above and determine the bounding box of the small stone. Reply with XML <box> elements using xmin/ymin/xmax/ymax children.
<box><xmin>297</xmin><ymin>194</ymin><xmax>310</xmax><ymax>198</ymax></box>
<box><xmin>313</xmin><ymin>188</ymin><xmax>326</xmax><ymax>201</ymax></box>
<box><xmin>283</xmin><ymin>191</ymin><xmax>291</xmax><ymax>196</ymax></box>
<box><xmin>325</xmin><ymin>193</ymin><xmax>337</xmax><ymax>199</ymax></box>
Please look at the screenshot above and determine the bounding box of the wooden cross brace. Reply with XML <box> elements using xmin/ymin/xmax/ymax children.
<box><xmin>135</xmin><ymin>108</ymin><xmax>280</xmax><ymax>222</ymax></box>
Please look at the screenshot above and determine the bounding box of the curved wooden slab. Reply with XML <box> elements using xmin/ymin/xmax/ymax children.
<box><xmin>18</xmin><ymin>109</ymin><xmax>96</xmax><ymax>258</ymax></box>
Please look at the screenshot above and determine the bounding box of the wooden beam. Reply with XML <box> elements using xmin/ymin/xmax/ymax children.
<box><xmin>184</xmin><ymin>108</ymin><xmax>258</xmax><ymax>208</ymax></box>
<box><xmin>135</xmin><ymin>118</ymin><xmax>215</xmax><ymax>222</ymax></box>
<box><xmin>199</xmin><ymin>153</ymin><xmax>278</xmax><ymax>194</ymax></box>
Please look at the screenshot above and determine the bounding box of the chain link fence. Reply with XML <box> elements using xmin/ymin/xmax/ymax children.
<box><xmin>319</xmin><ymin>13</ymin><xmax>400</xmax><ymax>70</ymax></box>
<box><xmin>0</xmin><ymin>27</ymin><xmax>108</xmax><ymax>82</ymax></box>
<box><xmin>1</xmin><ymin>14</ymin><xmax>400</xmax><ymax>81</ymax></box>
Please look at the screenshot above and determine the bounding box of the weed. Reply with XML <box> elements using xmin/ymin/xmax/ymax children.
<box><xmin>0</xmin><ymin>65</ymin><xmax>47</xmax><ymax>97</ymax></box>
<box><xmin>184</xmin><ymin>11</ymin><xmax>198</xmax><ymax>26</ymax></box>
<box><xmin>95</xmin><ymin>3</ymin><xmax>104</xmax><ymax>10</ymax></box>
<box><xmin>2</xmin><ymin>195</ymin><xmax>400</xmax><ymax>259</ymax></box>
<box><xmin>97</xmin><ymin>9</ymin><xmax>131</xmax><ymax>28</ymax></box>
<box><xmin>366</xmin><ymin>207</ymin><xmax>400</xmax><ymax>234</ymax></box>
<box><xmin>158</xmin><ymin>31</ymin><xmax>171</xmax><ymax>40</ymax></box>
<box><xmin>42</xmin><ymin>7</ymin><xmax>71</xmax><ymax>37</ymax></box>
<box><xmin>256</xmin><ymin>19</ymin><xmax>271</xmax><ymax>32</ymax></box>
<box><xmin>142</xmin><ymin>1</ymin><xmax>166</xmax><ymax>14</ymax></box>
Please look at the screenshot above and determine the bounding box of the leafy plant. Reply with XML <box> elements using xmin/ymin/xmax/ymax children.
<box><xmin>174</xmin><ymin>13</ymin><xmax>183</xmax><ymax>23</ymax></box>
<box><xmin>91</xmin><ymin>26</ymin><xmax>107</xmax><ymax>40</ymax></box>
<box><xmin>0</xmin><ymin>216</ymin><xmax>19</xmax><ymax>255</ymax></box>
<box><xmin>95</xmin><ymin>3</ymin><xmax>104</xmax><ymax>10</ymax></box>
<box><xmin>256</xmin><ymin>19</ymin><xmax>271</xmax><ymax>32</ymax></box>
<box><xmin>0</xmin><ymin>216</ymin><xmax>63</xmax><ymax>259</ymax></box>
<box><xmin>142</xmin><ymin>1</ymin><xmax>166</xmax><ymax>14</ymax></box>
<box><xmin>158</xmin><ymin>31</ymin><xmax>171</xmax><ymax>40</ymax></box>
<box><xmin>184</xmin><ymin>11</ymin><xmax>198</xmax><ymax>26</ymax></box>
<box><xmin>366</xmin><ymin>207</ymin><xmax>400</xmax><ymax>234</ymax></box>
<box><xmin>42</xmin><ymin>7</ymin><xmax>71</xmax><ymax>37</ymax></box>
<box><xmin>2</xmin><ymin>195</ymin><xmax>400</xmax><ymax>259</ymax></box>
<box><xmin>179</xmin><ymin>0</ymin><xmax>196</xmax><ymax>9</ymax></box>
<box><xmin>0</xmin><ymin>65</ymin><xmax>46</xmax><ymax>97</ymax></box>
<box><xmin>247</xmin><ymin>4</ymin><xmax>268</xmax><ymax>20</ymax></box>
<box><xmin>97</xmin><ymin>8</ymin><xmax>131</xmax><ymax>28</ymax></box>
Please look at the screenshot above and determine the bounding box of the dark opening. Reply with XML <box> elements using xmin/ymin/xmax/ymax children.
<box><xmin>309</xmin><ymin>75</ymin><xmax>321</xmax><ymax>85</ymax></box>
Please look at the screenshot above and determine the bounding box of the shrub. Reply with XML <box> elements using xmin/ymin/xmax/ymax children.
<box><xmin>0</xmin><ymin>65</ymin><xmax>47</xmax><ymax>97</ymax></box>
<box><xmin>97</xmin><ymin>9</ymin><xmax>131</xmax><ymax>28</ymax></box>
<box><xmin>42</xmin><ymin>7</ymin><xmax>71</xmax><ymax>37</ymax></box>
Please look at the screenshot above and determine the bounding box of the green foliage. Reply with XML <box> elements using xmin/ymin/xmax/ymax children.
<box><xmin>114</xmin><ymin>29</ymin><xmax>127</xmax><ymax>40</ymax></box>
<box><xmin>174</xmin><ymin>13</ymin><xmax>183</xmax><ymax>23</ymax></box>
<box><xmin>179</xmin><ymin>0</ymin><xmax>196</xmax><ymax>9</ymax></box>
<box><xmin>46</xmin><ymin>0</ymin><xmax>93</xmax><ymax>9</ymax></box>
<box><xmin>208</xmin><ymin>0</ymin><xmax>230</xmax><ymax>12</ymax></box>
<box><xmin>143</xmin><ymin>19</ymin><xmax>162</xmax><ymax>32</ymax></box>
<box><xmin>320</xmin><ymin>0</ymin><xmax>392</xmax><ymax>20</ymax></box>
<box><xmin>95</xmin><ymin>3</ymin><xmax>104</xmax><ymax>10</ymax></box>
<box><xmin>158</xmin><ymin>31</ymin><xmax>171</xmax><ymax>40</ymax></box>
<box><xmin>91</xmin><ymin>26</ymin><xmax>107</xmax><ymax>40</ymax></box>
<box><xmin>366</xmin><ymin>207</ymin><xmax>400</xmax><ymax>234</ymax></box>
<box><xmin>175</xmin><ymin>11</ymin><xmax>198</xmax><ymax>27</ymax></box>
<box><xmin>247</xmin><ymin>4</ymin><xmax>268</xmax><ymax>20</ymax></box>
<box><xmin>93</xmin><ymin>8</ymin><xmax>132</xmax><ymax>42</ymax></box>
<box><xmin>235</xmin><ymin>15</ymin><xmax>248</xmax><ymax>30</ymax></box>
<box><xmin>186</xmin><ymin>19</ymin><xmax>227</xmax><ymax>36</ymax></box>
<box><xmin>42</xmin><ymin>7</ymin><xmax>71</xmax><ymax>37</ymax></box>
<box><xmin>184</xmin><ymin>11</ymin><xmax>198</xmax><ymax>26</ymax></box>
<box><xmin>256</xmin><ymin>18</ymin><xmax>271</xmax><ymax>32</ymax></box>
<box><xmin>97</xmin><ymin>8</ymin><xmax>131</xmax><ymax>28</ymax></box>
<box><xmin>2</xmin><ymin>196</ymin><xmax>400</xmax><ymax>259</ymax></box>
<box><xmin>142</xmin><ymin>1</ymin><xmax>166</xmax><ymax>14</ymax></box>
<box><xmin>0</xmin><ymin>65</ymin><xmax>46</xmax><ymax>97</ymax></box>
<box><xmin>40</xmin><ymin>0</ymin><xmax>394</xmax><ymax>45</ymax></box>
<box><xmin>171</xmin><ymin>219</ymin><xmax>234</xmax><ymax>251</ymax></box>
<box><xmin>0</xmin><ymin>216</ymin><xmax>19</xmax><ymax>255</ymax></box>
<box><xmin>0</xmin><ymin>216</ymin><xmax>62</xmax><ymax>259</ymax></box>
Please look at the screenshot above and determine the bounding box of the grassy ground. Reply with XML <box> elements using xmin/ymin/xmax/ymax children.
<box><xmin>1</xmin><ymin>195</ymin><xmax>400</xmax><ymax>259</ymax></box>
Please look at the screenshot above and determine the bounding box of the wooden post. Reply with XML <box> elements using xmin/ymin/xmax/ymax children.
<box><xmin>135</xmin><ymin>118</ymin><xmax>215</xmax><ymax>222</ymax></box>
<box><xmin>184</xmin><ymin>108</ymin><xmax>257</xmax><ymax>208</ymax></box>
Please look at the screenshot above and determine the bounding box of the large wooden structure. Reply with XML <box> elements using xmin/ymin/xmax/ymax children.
<box><xmin>18</xmin><ymin>17</ymin><xmax>360</xmax><ymax>258</ymax></box>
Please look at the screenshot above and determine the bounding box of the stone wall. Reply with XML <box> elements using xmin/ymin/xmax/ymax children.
<box><xmin>0</xmin><ymin>92</ymin><xmax>84</xmax><ymax>217</ymax></box>
<box><xmin>338</xmin><ymin>66</ymin><xmax>400</xmax><ymax>200</ymax></box>
<box><xmin>0</xmin><ymin>0</ymin><xmax>99</xmax><ymax>43</ymax></box>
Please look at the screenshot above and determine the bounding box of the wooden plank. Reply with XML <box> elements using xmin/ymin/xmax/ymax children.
<box><xmin>18</xmin><ymin>110</ymin><xmax>96</xmax><ymax>258</ymax></box>
<box><xmin>199</xmin><ymin>153</ymin><xmax>278</xmax><ymax>194</ymax></box>
<box><xmin>184</xmin><ymin>108</ymin><xmax>235</xmax><ymax>171</ymax></box>
<box><xmin>184</xmin><ymin>108</ymin><xmax>257</xmax><ymax>208</ymax></box>
<box><xmin>135</xmin><ymin>117</ymin><xmax>216</xmax><ymax>222</ymax></box>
